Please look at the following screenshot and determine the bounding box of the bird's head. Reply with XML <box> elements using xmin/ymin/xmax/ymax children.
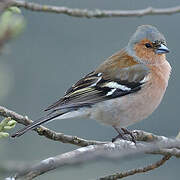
<box><xmin>126</xmin><ymin>25</ymin><xmax>170</xmax><ymax>65</ymax></box>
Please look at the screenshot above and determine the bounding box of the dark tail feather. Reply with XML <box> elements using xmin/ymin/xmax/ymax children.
<box><xmin>11</xmin><ymin>112</ymin><xmax>63</xmax><ymax>138</ymax></box>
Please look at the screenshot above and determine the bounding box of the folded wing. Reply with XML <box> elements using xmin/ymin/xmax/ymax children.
<box><xmin>45</xmin><ymin>64</ymin><xmax>149</xmax><ymax>112</ymax></box>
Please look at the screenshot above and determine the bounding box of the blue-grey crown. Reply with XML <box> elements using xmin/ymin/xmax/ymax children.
<box><xmin>128</xmin><ymin>25</ymin><xmax>166</xmax><ymax>45</ymax></box>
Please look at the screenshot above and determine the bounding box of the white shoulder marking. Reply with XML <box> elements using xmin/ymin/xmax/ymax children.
<box><xmin>106</xmin><ymin>89</ymin><xmax>116</xmax><ymax>96</ymax></box>
<box><xmin>90</xmin><ymin>76</ymin><xmax>102</xmax><ymax>87</ymax></box>
<box><xmin>97</xmin><ymin>73</ymin><xmax>102</xmax><ymax>77</ymax></box>
<box><xmin>140</xmin><ymin>76</ymin><xmax>149</xmax><ymax>84</ymax></box>
<box><xmin>105</xmin><ymin>82</ymin><xmax>131</xmax><ymax>91</ymax></box>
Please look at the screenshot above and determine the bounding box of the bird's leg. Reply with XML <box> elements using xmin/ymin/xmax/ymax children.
<box><xmin>112</xmin><ymin>126</ymin><xmax>136</xmax><ymax>144</ymax></box>
<box><xmin>121</xmin><ymin>128</ymin><xmax>136</xmax><ymax>144</ymax></box>
<box><xmin>112</xmin><ymin>126</ymin><xmax>127</xmax><ymax>142</ymax></box>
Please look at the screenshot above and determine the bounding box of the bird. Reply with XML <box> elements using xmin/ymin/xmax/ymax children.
<box><xmin>11</xmin><ymin>25</ymin><xmax>171</xmax><ymax>142</ymax></box>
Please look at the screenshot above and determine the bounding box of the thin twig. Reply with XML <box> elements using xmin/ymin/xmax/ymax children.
<box><xmin>7</xmin><ymin>0</ymin><xmax>180</xmax><ymax>18</ymax></box>
<box><xmin>98</xmin><ymin>155</ymin><xmax>171</xmax><ymax>180</ymax></box>
<box><xmin>0</xmin><ymin>106</ymin><xmax>103</xmax><ymax>147</ymax></box>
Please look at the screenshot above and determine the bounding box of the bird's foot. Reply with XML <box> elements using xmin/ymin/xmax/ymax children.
<box><xmin>121</xmin><ymin>128</ymin><xmax>136</xmax><ymax>144</ymax></box>
<box><xmin>112</xmin><ymin>126</ymin><xmax>136</xmax><ymax>144</ymax></box>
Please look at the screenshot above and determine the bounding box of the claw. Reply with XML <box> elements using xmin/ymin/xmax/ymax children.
<box><xmin>112</xmin><ymin>126</ymin><xmax>136</xmax><ymax>144</ymax></box>
<box><xmin>121</xmin><ymin>128</ymin><xmax>136</xmax><ymax>144</ymax></box>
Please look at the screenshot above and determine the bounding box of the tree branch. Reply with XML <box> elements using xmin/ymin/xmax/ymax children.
<box><xmin>0</xmin><ymin>106</ymin><xmax>103</xmax><ymax>147</ymax></box>
<box><xmin>1</xmin><ymin>106</ymin><xmax>179</xmax><ymax>179</ymax></box>
<box><xmin>0</xmin><ymin>105</ymin><xmax>176</xmax><ymax>147</ymax></box>
<box><xmin>8</xmin><ymin>0</ymin><xmax>180</xmax><ymax>18</ymax></box>
<box><xmin>8</xmin><ymin>137</ymin><xmax>180</xmax><ymax>180</ymax></box>
<box><xmin>98</xmin><ymin>155</ymin><xmax>171</xmax><ymax>180</ymax></box>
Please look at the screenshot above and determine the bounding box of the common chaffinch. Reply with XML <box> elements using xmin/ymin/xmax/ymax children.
<box><xmin>12</xmin><ymin>25</ymin><xmax>171</xmax><ymax>142</ymax></box>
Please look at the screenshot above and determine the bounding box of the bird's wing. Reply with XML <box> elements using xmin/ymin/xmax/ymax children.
<box><xmin>45</xmin><ymin>50</ymin><xmax>149</xmax><ymax>112</ymax></box>
<box><xmin>11</xmin><ymin>50</ymin><xmax>150</xmax><ymax>138</ymax></box>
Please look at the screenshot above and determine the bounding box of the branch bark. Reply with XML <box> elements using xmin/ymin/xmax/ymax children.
<box><xmin>9</xmin><ymin>137</ymin><xmax>180</xmax><ymax>180</ymax></box>
<box><xmin>1</xmin><ymin>106</ymin><xmax>179</xmax><ymax>180</ymax></box>
<box><xmin>98</xmin><ymin>155</ymin><xmax>171</xmax><ymax>180</ymax></box>
<box><xmin>8</xmin><ymin>0</ymin><xmax>180</xmax><ymax>18</ymax></box>
<box><xmin>0</xmin><ymin>106</ymin><xmax>103</xmax><ymax>146</ymax></box>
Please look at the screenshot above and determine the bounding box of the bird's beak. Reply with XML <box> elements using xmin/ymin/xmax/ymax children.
<box><xmin>156</xmin><ymin>44</ymin><xmax>170</xmax><ymax>54</ymax></box>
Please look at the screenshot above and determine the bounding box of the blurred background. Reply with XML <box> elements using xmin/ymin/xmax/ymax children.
<box><xmin>1</xmin><ymin>0</ymin><xmax>180</xmax><ymax>179</ymax></box>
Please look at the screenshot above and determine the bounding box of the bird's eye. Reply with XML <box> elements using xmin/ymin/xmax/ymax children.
<box><xmin>145</xmin><ymin>43</ymin><xmax>152</xmax><ymax>48</ymax></box>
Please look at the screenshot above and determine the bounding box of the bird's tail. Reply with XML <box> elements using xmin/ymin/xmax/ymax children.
<box><xmin>11</xmin><ymin>111</ymin><xmax>65</xmax><ymax>138</ymax></box>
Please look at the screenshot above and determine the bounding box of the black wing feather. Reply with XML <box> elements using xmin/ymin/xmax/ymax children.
<box><xmin>44</xmin><ymin>67</ymin><xmax>148</xmax><ymax>112</ymax></box>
